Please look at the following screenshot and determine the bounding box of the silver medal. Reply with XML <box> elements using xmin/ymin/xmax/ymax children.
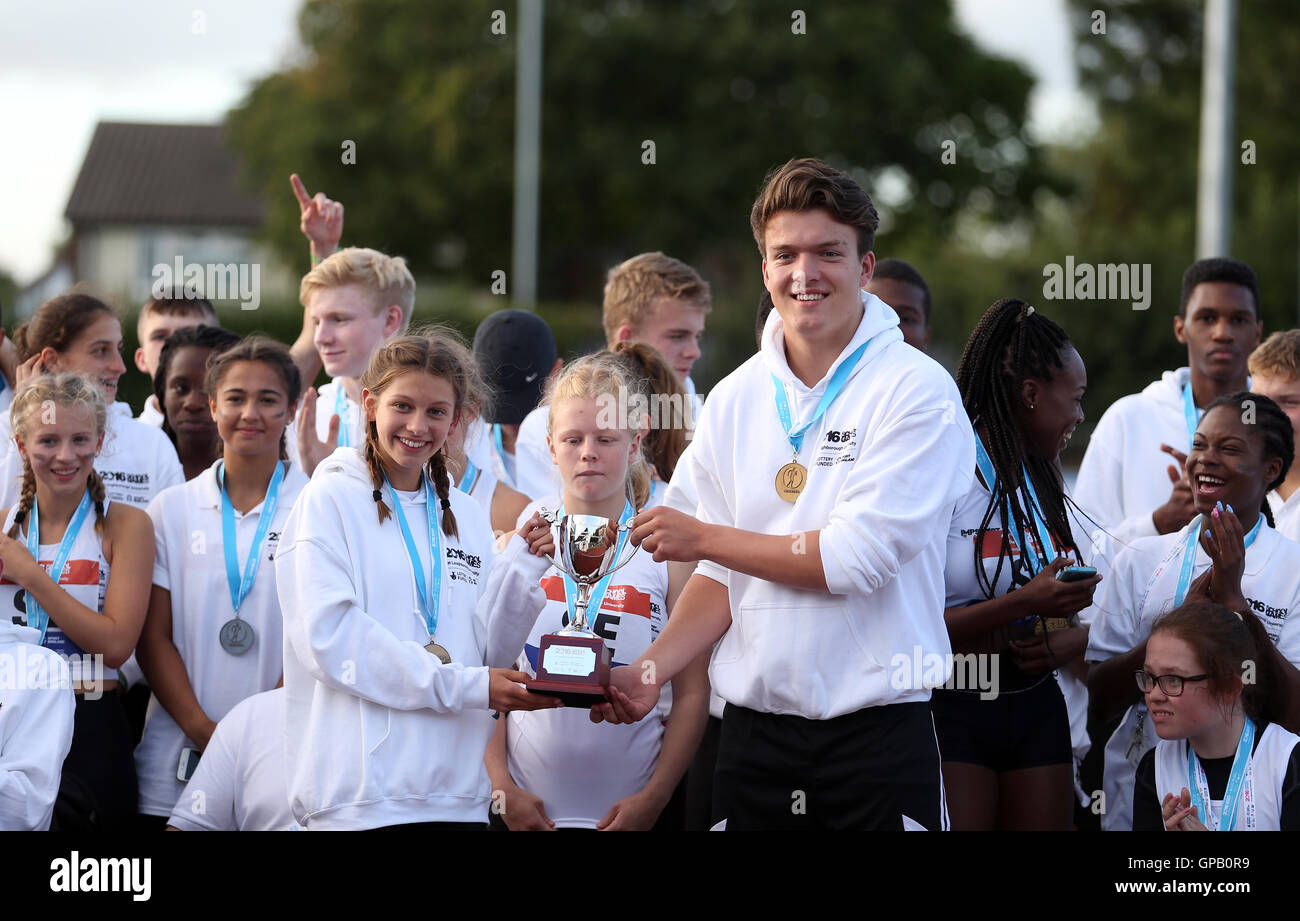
<box><xmin>219</xmin><ymin>618</ymin><xmax>255</xmax><ymax>656</ymax></box>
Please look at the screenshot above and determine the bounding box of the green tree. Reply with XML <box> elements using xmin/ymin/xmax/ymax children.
<box><xmin>226</xmin><ymin>0</ymin><xmax>1059</xmax><ymax>386</ymax></box>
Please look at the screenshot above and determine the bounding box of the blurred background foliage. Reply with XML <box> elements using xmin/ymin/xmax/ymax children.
<box><xmin>217</xmin><ymin>0</ymin><xmax>1300</xmax><ymax>467</ymax></box>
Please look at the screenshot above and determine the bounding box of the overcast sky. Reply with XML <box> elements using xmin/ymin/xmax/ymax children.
<box><xmin>0</xmin><ymin>0</ymin><xmax>1084</xmax><ymax>286</ymax></box>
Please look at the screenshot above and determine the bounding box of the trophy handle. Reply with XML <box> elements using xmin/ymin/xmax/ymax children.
<box><xmin>598</xmin><ymin>529</ymin><xmax>642</xmax><ymax>581</ymax></box>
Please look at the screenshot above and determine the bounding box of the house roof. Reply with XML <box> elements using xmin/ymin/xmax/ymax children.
<box><xmin>64</xmin><ymin>122</ymin><xmax>264</xmax><ymax>227</ymax></box>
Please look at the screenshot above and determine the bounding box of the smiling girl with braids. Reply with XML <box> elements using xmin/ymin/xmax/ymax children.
<box><xmin>0</xmin><ymin>373</ymin><xmax>154</xmax><ymax>830</ymax></box>
<box><xmin>937</xmin><ymin>298</ymin><xmax>1101</xmax><ymax>830</ymax></box>
<box><xmin>276</xmin><ymin>329</ymin><xmax>562</xmax><ymax>830</ymax></box>
<box><xmin>1088</xmin><ymin>390</ymin><xmax>1300</xmax><ymax>830</ymax></box>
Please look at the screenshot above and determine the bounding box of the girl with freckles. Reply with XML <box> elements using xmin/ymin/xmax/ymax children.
<box><xmin>134</xmin><ymin>338</ymin><xmax>309</xmax><ymax>830</ymax></box>
<box><xmin>0</xmin><ymin>373</ymin><xmax>154</xmax><ymax>830</ymax></box>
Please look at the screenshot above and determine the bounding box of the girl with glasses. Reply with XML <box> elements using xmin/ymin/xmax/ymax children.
<box><xmin>1133</xmin><ymin>600</ymin><xmax>1300</xmax><ymax>830</ymax></box>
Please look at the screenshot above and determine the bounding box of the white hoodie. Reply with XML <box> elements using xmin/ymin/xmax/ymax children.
<box><xmin>0</xmin><ymin>621</ymin><xmax>75</xmax><ymax>830</ymax></box>
<box><xmin>674</xmin><ymin>292</ymin><xmax>974</xmax><ymax>719</ymax></box>
<box><xmin>1074</xmin><ymin>367</ymin><xmax>1202</xmax><ymax>543</ymax></box>
<box><xmin>277</xmin><ymin>446</ymin><xmax>549</xmax><ymax>829</ymax></box>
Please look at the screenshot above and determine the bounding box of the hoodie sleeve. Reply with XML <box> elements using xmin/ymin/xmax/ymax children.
<box><xmin>277</xmin><ymin>488</ymin><xmax>490</xmax><ymax>714</ymax></box>
<box><xmin>474</xmin><ymin>534</ymin><xmax>551</xmax><ymax>668</ymax></box>
<box><xmin>1075</xmin><ymin>405</ymin><xmax>1160</xmax><ymax>542</ymax></box>
<box><xmin>819</xmin><ymin>371</ymin><xmax>975</xmax><ymax>597</ymax></box>
<box><xmin>1084</xmin><ymin>545</ymin><xmax>1147</xmax><ymax>662</ymax></box>
<box><xmin>0</xmin><ymin>652</ymin><xmax>74</xmax><ymax>831</ymax></box>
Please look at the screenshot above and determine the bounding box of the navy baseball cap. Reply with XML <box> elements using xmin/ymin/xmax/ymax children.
<box><xmin>472</xmin><ymin>309</ymin><xmax>559</xmax><ymax>425</ymax></box>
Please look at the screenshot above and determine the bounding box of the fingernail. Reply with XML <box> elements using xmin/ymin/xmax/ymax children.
<box><xmin>1227</xmin><ymin>503</ymin><xmax>1234</xmax><ymax>514</ymax></box>
<box><xmin>1216</xmin><ymin>501</ymin><xmax>1223</xmax><ymax>511</ymax></box>
<box><xmin>1213</xmin><ymin>508</ymin><xmax>1220</xmax><ymax>518</ymax></box>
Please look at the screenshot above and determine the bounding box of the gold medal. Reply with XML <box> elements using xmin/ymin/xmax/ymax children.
<box><xmin>425</xmin><ymin>641</ymin><xmax>452</xmax><ymax>664</ymax></box>
<box><xmin>775</xmin><ymin>461</ymin><xmax>807</xmax><ymax>502</ymax></box>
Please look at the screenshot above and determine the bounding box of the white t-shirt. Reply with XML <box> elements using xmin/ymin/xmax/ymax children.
<box><xmin>167</xmin><ymin>688</ymin><xmax>299</xmax><ymax>831</ymax></box>
<box><xmin>137</xmin><ymin>395</ymin><xmax>165</xmax><ymax>428</ymax></box>
<box><xmin>135</xmin><ymin>460</ymin><xmax>308</xmax><ymax>817</ymax></box>
<box><xmin>506</xmin><ymin>496</ymin><xmax>669</xmax><ymax>828</ymax></box>
<box><xmin>0</xmin><ymin>403</ymin><xmax>182</xmax><ymax>512</ymax></box>
<box><xmin>1268</xmin><ymin>488</ymin><xmax>1300</xmax><ymax>543</ymax></box>
<box><xmin>1086</xmin><ymin>517</ymin><xmax>1300</xmax><ymax>830</ymax></box>
<box><xmin>0</xmin><ymin>502</ymin><xmax>110</xmax><ymax>683</ymax></box>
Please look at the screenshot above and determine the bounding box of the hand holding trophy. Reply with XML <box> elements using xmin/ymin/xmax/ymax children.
<box><xmin>525</xmin><ymin>505</ymin><xmax>639</xmax><ymax>707</ymax></box>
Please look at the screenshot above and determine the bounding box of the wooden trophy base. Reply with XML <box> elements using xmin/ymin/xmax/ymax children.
<box><xmin>525</xmin><ymin>633</ymin><xmax>611</xmax><ymax>709</ymax></box>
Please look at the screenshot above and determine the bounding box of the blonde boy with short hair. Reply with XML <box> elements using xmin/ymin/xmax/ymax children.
<box><xmin>293</xmin><ymin>247</ymin><xmax>415</xmax><ymax>475</ymax></box>
<box><xmin>1250</xmin><ymin>330</ymin><xmax>1300</xmax><ymax>539</ymax></box>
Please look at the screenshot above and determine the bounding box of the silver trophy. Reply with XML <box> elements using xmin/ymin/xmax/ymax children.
<box><xmin>537</xmin><ymin>507</ymin><xmax>640</xmax><ymax>635</ymax></box>
<box><xmin>525</xmin><ymin>506</ymin><xmax>640</xmax><ymax>706</ymax></box>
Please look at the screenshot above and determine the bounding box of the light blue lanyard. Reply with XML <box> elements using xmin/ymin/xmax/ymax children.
<box><xmin>1181</xmin><ymin>382</ymin><xmax>1199</xmax><ymax>452</ymax></box>
<box><xmin>218</xmin><ymin>460</ymin><xmax>285</xmax><ymax>614</ymax></box>
<box><xmin>385</xmin><ymin>474</ymin><xmax>443</xmax><ymax>638</ymax></box>
<box><xmin>492</xmin><ymin>423</ymin><xmax>505</xmax><ymax>462</ymax></box>
<box><xmin>1188</xmin><ymin>717</ymin><xmax>1255</xmax><ymax>831</ymax></box>
<box><xmin>26</xmin><ymin>491</ymin><xmax>94</xmax><ymax>646</ymax></box>
<box><xmin>974</xmin><ymin>434</ymin><xmax>1058</xmax><ymax>575</ymax></box>
<box><xmin>557</xmin><ymin>500</ymin><xmax>634</xmax><ymax>629</ymax></box>
<box><xmin>459</xmin><ymin>458</ymin><xmax>481</xmax><ymax>495</ymax></box>
<box><xmin>335</xmin><ymin>384</ymin><xmax>352</xmax><ymax>448</ymax></box>
<box><xmin>1173</xmin><ymin>515</ymin><xmax>1263</xmax><ymax>606</ymax></box>
<box><xmin>770</xmin><ymin>340</ymin><xmax>870</xmax><ymax>456</ymax></box>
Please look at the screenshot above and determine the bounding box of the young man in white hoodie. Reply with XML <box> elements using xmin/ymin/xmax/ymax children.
<box><xmin>593</xmin><ymin>158</ymin><xmax>975</xmax><ymax>830</ymax></box>
<box><xmin>1074</xmin><ymin>258</ymin><xmax>1262</xmax><ymax>543</ymax></box>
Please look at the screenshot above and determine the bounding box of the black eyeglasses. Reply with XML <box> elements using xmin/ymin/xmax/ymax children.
<box><xmin>1134</xmin><ymin>670</ymin><xmax>1209</xmax><ymax>696</ymax></box>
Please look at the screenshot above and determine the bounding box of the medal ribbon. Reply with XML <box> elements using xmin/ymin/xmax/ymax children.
<box><xmin>219</xmin><ymin>460</ymin><xmax>285</xmax><ymax>614</ymax></box>
<box><xmin>385</xmin><ymin>473</ymin><xmax>443</xmax><ymax>640</ymax></box>
<box><xmin>335</xmin><ymin>384</ymin><xmax>352</xmax><ymax>448</ymax></box>
<box><xmin>25</xmin><ymin>490</ymin><xmax>94</xmax><ymax>646</ymax></box>
<box><xmin>770</xmin><ymin>339</ymin><xmax>870</xmax><ymax>456</ymax></box>
<box><xmin>974</xmin><ymin>433</ymin><xmax>1058</xmax><ymax>576</ymax></box>
<box><xmin>1181</xmin><ymin>381</ymin><xmax>1200</xmax><ymax>453</ymax></box>
<box><xmin>459</xmin><ymin>457</ymin><xmax>481</xmax><ymax>495</ymax></box>
<box><xmin>1188</xmin><ymin>716</ymin><xmax>1256</xmax><ymax>831</ymax></box>
<box><xmin>556</xmin><ymin>500</ymin><xmax>634</xmax><ymax>629</ymax></box>
<box><xmin>1173</xmin><ymin>514</ymin><xmax>1263</xmax><ymax>606</ymax></box>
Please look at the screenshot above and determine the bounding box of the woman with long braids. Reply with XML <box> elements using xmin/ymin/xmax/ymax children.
<box><xmin>1088</xmin><ymin>391</ymin><xmax>1300</xmax><ymax>830</ymax></box>
<box><xmin>0</xmin><ymin>373</ymin><xmax>154</xmax><ymax>830</ymax></box>
<box><xmin>276</xmin><ymin>329</ymin><xmax>562</xmax><ymax>830</ymax></box>
<box><xmin>937</xmin><ymin>297</ymin><xmax>1100</xmax><ymax>830</ymax></box>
